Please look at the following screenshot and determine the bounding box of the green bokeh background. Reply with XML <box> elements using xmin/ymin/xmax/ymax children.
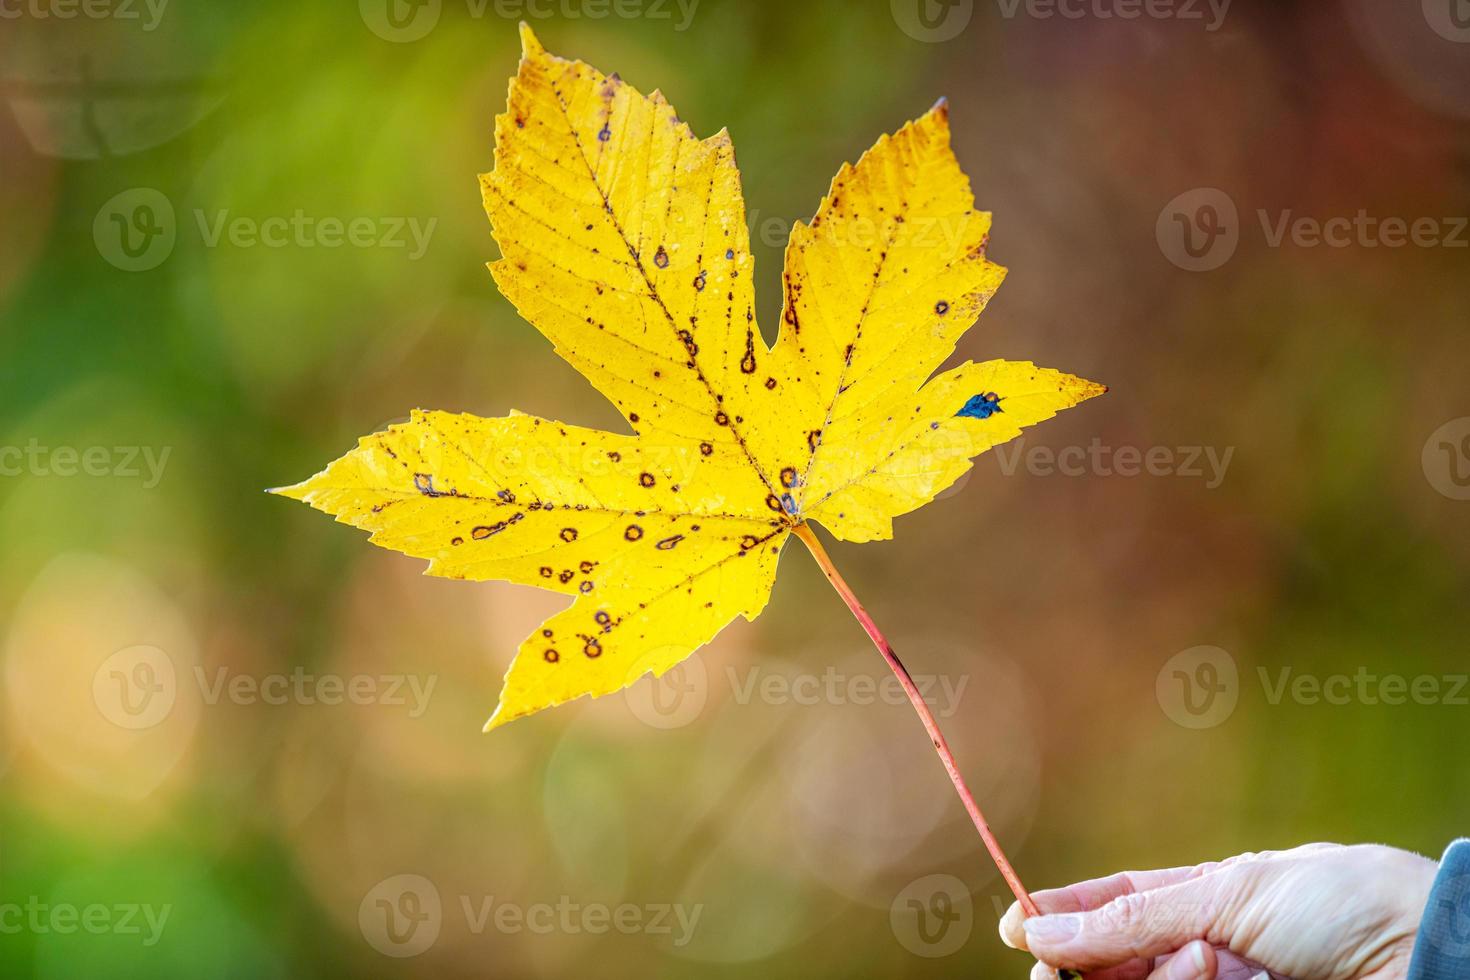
<box><xmin>1</xmin><ymin>0</ymin><xmax>1468</xmax><ymax>976</ymax></box>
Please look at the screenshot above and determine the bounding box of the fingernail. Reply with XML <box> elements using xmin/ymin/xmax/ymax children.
<box><xmin>1167</xmin><ymin>941</ymin><xmax>1208</xmax><ymax>979</ymax></box>
<box><xmin>1023</xmin><ymin>913</ymin><xmax>1081</xmax><ymax>944</ymax></box>
<box><xmin>998</xmin><ymin>904</ymin><xmax>1022</xmax><ymax>949</ymax></box>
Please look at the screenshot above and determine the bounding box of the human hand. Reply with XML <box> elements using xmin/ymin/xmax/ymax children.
<box><xmin>999</xmin><ymin>843</ymin><xmax>1439</xmax><ymax>980</ymax></box>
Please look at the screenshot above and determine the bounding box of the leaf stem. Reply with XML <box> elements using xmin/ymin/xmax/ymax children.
<box><xmin>792</xmin><ymin>521</ymin><xmax>1042</xmax><ymax>919</ymax></box>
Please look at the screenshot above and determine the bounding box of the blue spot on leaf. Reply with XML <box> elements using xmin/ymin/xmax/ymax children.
<box><xmin>956</xmin><ymin>392</ymin><xmax>1004</xmax><ymax>419</ymax></box>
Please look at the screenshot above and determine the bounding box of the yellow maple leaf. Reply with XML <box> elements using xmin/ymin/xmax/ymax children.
<box><xmin>275</xmin><ymin>24</ymin><xmax>1105</xmax><ymax>733</ymax></box>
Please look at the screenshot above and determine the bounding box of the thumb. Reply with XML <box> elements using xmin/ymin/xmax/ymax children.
<box><xmin>1022</xmin><ymin>871</ymin><xmax>1251</xmax><ymax>972</ymax></box>
<box><xmin>1147</xmin><ymin>940</ymin><xmax>1218</xmax><ymax>980</ymax></box>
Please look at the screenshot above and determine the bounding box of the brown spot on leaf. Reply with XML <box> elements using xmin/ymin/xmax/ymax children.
<box><xmin>740</xmin><ymin>331</ymin><xmax>756</xmax><ymax>373</ymax></box>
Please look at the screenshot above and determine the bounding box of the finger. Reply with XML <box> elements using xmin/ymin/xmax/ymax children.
<box><xmin>1210</xmin><ymin>948</ymin><xmax>1279</xmax><ymax>980</ymax></box>
<box><xmin>1022</xmin><ymin>873</ymin><xmax>1247</xmax><ymax>972</ymax></box>
<box><xmin>1145</xmin><ymin>941</ymin><xmax>1216</xmax><ymax>980</ymax></box>
<box><xmin>1082</xmin><ymin>960</ymin><xmax>1154</xmax><ymax>980</ymax></box>
<box><xmin>1001</xmin><ymin>865</ymin><xmax>1213</xmax><ymax>951</ymax></box>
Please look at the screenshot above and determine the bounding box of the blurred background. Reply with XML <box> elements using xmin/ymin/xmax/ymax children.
<box><xmin>1</xmin><ymin>0</ymin><xmax>1468</xmax><ymax>976</ymax></box>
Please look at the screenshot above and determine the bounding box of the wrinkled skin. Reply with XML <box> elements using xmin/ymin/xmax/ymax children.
<box><xmin>1000</xmin><ymin>843</ymin><xmax>1439</xmax><ymax>980</ymax></box>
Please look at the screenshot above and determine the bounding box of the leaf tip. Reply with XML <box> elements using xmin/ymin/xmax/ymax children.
<box><xmin>518</xmin><ymin>21</ymin><xmax>544</xmax><ymax>59</ymax></box>
<box><xmin>268</xmin><ymin>480</ymin><xmax>311</xmax><ymax>502</ymax></box>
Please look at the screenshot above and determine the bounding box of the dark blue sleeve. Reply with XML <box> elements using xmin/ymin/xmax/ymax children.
<box><xmin>1408</xmin><ymin>840</ymin><xmax>1470</xmax><ymax>980</ymax></box>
